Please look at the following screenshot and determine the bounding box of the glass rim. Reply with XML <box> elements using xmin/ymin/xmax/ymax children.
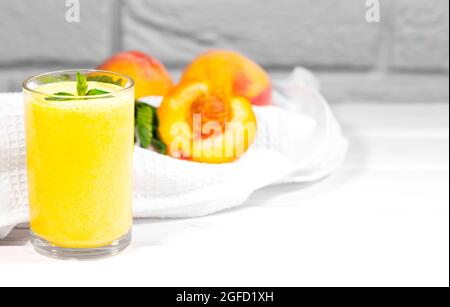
<box><xmin>23</xmin><ymin>69</ymin><xmax>135</xmax><ymax>99</ymax></box>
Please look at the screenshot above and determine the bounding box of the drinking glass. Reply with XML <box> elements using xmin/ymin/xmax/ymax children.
<box><xmin>23</xmin><ymin>70</ymin><xmax>134</xmax><ymax>260</ymax></box>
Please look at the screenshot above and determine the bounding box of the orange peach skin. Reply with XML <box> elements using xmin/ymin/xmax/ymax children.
<box><xmin>98</xmin><ymin>51</ymin><xmax>174</xmax><ymax>99</ymax></box>
<box><xmin>181</xmin><ymin>50</ymin><xmax>272</xmax><ymax>106</ymax></box>
<box><xmin>158</xmin><ymin>81</ymin><xmax>257</xmax><ymax>163</ymax></box>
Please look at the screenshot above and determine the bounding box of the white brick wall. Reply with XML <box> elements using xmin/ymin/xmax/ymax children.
<box><xmin>123</xmin><ymin>0</ymin><xmax>381</xmax><ymax>69</ymax></box>
<box><xmin>390</xmin><ymin>0</ymin><xmax>449</xmax><ymax>72</ymax></box>
<box><xmin>0</xmin><ymin>0</ymin><xmax>115</xmax><ymax>65</ymax></box>
<box><xmin>0</xmin><ymin>0</ymin><xmax>448</xmax><ymax>102</ymax></box>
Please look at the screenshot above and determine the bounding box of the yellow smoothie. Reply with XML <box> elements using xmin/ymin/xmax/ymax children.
<box><xmin>24</xmin><ymin>81</ymin><xmax>134</xmax><ymax>249</ymax></box>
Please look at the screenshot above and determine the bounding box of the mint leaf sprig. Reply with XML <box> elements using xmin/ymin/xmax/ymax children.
<box><xmin>76</xmin><ymin>72</ymin><xmax>88</xmax><ymax>96</ymax></box>
<box><xmin>135</xmin><ymin>101</ymin><xmax>167</xmax><ymax>155</ymax></box>
<box><xmin>87</xmin><ymin>75</ymin><xmax>124</xmax><ymax>86</ymax></box>
<box><xmin>45</xmin><ymin>72</ymin><xmax>113</xmax><ymax>101</ymax></box>
<box><xmin>86</xmin><ymin>89</ymin><xmax>110</xmax><ymax>96</ymax></box>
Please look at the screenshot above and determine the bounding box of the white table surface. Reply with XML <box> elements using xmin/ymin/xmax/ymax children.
<box><xmin>1</xmin><ymin>102</ymin><xmax>448</xmax><ymax>287</ymax></box>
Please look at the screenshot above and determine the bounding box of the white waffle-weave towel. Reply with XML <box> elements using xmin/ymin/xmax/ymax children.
<box><xmin>0</xmin><ymin>68</ymin><xmax>348</xmax><ymax>238</ymax></box>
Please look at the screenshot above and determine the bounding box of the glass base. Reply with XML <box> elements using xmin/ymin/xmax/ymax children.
<box><xmin>30</xmin><ymin>231</ymin><xmax>131</xmax><ymax>261</ymax></box>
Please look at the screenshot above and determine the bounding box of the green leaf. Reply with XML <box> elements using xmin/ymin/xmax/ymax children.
<box><xmin>135</xmin><ymin>101</ymin><xmax>167</xmax><ymax>154</ymax></box>
<box><xmin>136</xmin><ymin>102</ymin><xmax>154</xmax><ymax>149</ymax></box>
<box><xmin>45</xmin><ymin>73</ymin><xmax>115</xmax><ymax>102</ymax></box>
<box><xmin>45</xmin><ymin>92</ymin><xmax>75</xmax><ymax>101</ymax></box>
<box><xmin>76</xmin><ymin>72</ymin><xmax>88</xmax><ymax>96</ymax></box>
<box><xmin>87</xmin><ymin>75</ymin><xmax>124</xmax><ymax>86</ymax></box>
<box><xmin>151</xmin><ymin>138</ymin><xmax>167</xmax><ymax>155</ymax></box>
<box><xmin>54</xmin><ymin>92</ymin><xmax>74</xmax><ymax>96</ymax></box>
<box><xmin>86</xmin><ymin>89</ymin><xmax>110</xmax><ymax>96</ymax></box>
<box><xmin>151</xmin><ymin>105</ymin><xmax>160</xmax><ymax>128</ymax></box>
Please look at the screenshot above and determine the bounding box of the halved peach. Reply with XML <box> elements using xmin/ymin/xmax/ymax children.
<box><xmin>158</xmin><ymin>81</ymin><xmax>257</xmax><ymax>163</ymax></box>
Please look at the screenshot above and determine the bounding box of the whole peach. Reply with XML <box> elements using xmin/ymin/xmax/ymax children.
<box><xmin>98</xmin><ymin>51</ymin><xmax>174</xmax><ymax>99</ymax></box>
<box><xmin>181</xmin><ymin>50</ymin><xmax>272</xmax><ymax>106</ymax></box>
